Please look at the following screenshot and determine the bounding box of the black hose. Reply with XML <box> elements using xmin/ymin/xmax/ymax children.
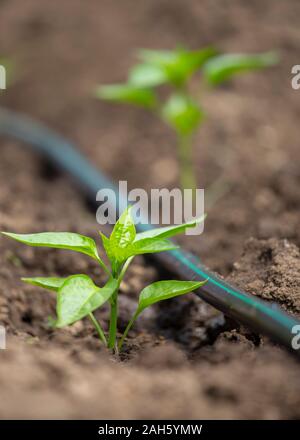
<box><xmin>0</xmin><ymin>106</ymin><xmax>299</xmax><ymax>357</ymax></box>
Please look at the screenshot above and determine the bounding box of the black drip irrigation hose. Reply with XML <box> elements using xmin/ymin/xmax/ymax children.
<box><xmin>0</xmin><ymin>106</ymin><xmax>299</xmax><ymax>358</ymax></box>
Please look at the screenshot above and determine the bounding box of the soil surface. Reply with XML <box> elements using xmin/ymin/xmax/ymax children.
<box><xmin>0</xmin><ymin>0</ymin><xmax>300</xmax><ymax>419</ymax></box>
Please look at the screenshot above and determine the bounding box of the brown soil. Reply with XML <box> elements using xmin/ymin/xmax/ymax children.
<box><xmin>0</xmin><ymin>0</ymin><xmax>300</xmax><ymax>419</ymax></box>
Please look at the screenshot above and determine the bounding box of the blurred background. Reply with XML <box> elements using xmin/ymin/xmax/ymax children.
<box><xmin>1</xmin><ymin>0</ymin><xmax>299</xmax><ymax>272</ymax></box>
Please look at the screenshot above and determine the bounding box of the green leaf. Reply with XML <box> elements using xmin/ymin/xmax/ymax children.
<box><xmin>2</xmin><ymin>231</ymin><xmax>102</xmax><ymax>262</ymax></box>
<box><xmin>100</xmin><ymin>232</ymin><xmax>113</xmax><ymax>261</ymax></box>
<box><xmin>134</xmin><ymin>214</ymin><xmax>206</xmax><ymax>242</ymax></box>
<box><xmin>118</xmin><ymin>278</ymin><xmax>207</xmax><ymax>350</ymax></box>
<box><xmin>203</xmin><ymin>51</ymin><xmax>279</xmax><ymax>85</ymax></box>
<box><xmin>138</xmin><ymin>49</ymin><xmax>177</xmax><ymax>65</ymax></box>
<box><xmin>95</xmin><ymin>84</ymin><xmax>157</xmax><ymax>108</ymax></box>
<box><xmin>138</xmin><ymin>47</ymin><xmax>217</xmax><ymax>86</ymax></box>
<box><xmin>103</xmin><ymin>207</ymin><xmax>137</xmax><ymax>265</ymax></box>
<box><xmin>22</xmin><ymin>277</ymin><xmax>66</xmax><ymax>292</ymax></box>
<box><xmin>138</xmin><ymin>280</ymin><xmax>206</xmax><ymax>312</ymax></box>
<box><xmin>128</xmin><ymin>238</ymin><xmax>178</xmax><ymax>256</ymax></box>
<box><xmin>162</xmin><ymin>93</ymin><xmax>204</xmax><ymax>135</ymax></box>
<box><xmin>56</xmin><ymin>275</ymin><xmax>117</xmax><ymax>328</ymax></box>
<box><xmin>129</xmin><ymin>63</ymin><xmax>167</xmax><ymax>88</ymax></box>
<box><xmin>110</xmin><ymin>207</ymin><xmax>136</xmax><ymax>250</ymax></box>
<box><xmin>102</xmin><ymin>233</ymin><xmax>177</xmax><ymax>262</ymax></box>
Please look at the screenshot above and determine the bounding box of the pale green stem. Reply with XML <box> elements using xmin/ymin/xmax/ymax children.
<box><xmin>177</xmin><ymin>133</ymin><xmax>197</xmax><ymax>193</ymax></box>
<box><xmin>118</xmin><ymin>309</ymin><xmax>140</xmax><ymax>351</ymax></box>
<box><xmin>108</xmin><ymin>288</ymin><xmax>118</xmax><ymax>349</ymax></box>
<box><xmin>107</xmin><ymin>256</ymin><xmax>134</xmax><ymax>351</ymax></box>
<box><xmin>88</xmin><ymin>312</ymin><xmax>107</xmax><ymax>346</ymax></box>
<box><xmin>118</xmin><ymin>256</ymin><xmax>134</xmax><ymax>286</ymax></box>
<box><xmin>96</xmin><ymin>256</ymin><xmax>111</xmax><ymax>277</ymax></box>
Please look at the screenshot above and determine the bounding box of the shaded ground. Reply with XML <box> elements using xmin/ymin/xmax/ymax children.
<box><xmin>0</xmin><ymin>0</ymin><xmax>299</xmax><ymax>419</ymax></box>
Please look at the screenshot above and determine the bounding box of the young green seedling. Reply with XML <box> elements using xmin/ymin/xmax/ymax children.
<box><xmin>96</xmin><ymin>47</ymin><xmax>278</xmax><ymax>193</ymax></box>
<box><xmin>1</xmin><ymin>207</ymin><xmax>206</xmax><ymax>352</ymax></box>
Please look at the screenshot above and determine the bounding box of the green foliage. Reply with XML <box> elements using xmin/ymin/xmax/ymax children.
<box><xmin>96</xmin><ymin>46</ymin><xmax>278</xmax><ymax>192</ymax></box>
<box><xmin>162</xmin><ymin>93</ymin><xmax>204</xmax><ymax>136</ymax></box>
<box><xmin>100</xmin><ymin>207</ymin><xmax>182</xmax><ymax>269</ymax></box>
<box><xmin>2</xmin><ymin>208</ymin><xmax>206</xmax><ymax>352</ymax></box>
<box><xmin>129</xmin><ymin>238</ymin><xmax>178</xmax><ymax>256</ymax></box>
<box><xmin>2</xmin><ymin>231</ymin><xmax>109</xmax><ymax>274</ymax></box>
<box><xmin>95</xmin><ymin>84</ymin><xmax>156</xmax><ymax>109</ymax></box>
<box><xmin>104</xmin><ymin>207</ymin><xmax>136</xmax><ymax>267</ymax></box>
<box><xmin>56</xmin><ymin>275</ymin><xmax>117</xmax><ymax>328</ymax></box>
<box><xmin>203</xmin><ymin>52</ymin><xmax>278</xmax><ymax>85</ymax></box>
<box><xmin>134</xmin><ymin>47</ymin><xmax>217</xmax><ymax>87</ymax></box>
<box><xmin>129</xmin><ymin>63</ymin><xmax>167</xmax><ymax>88</ymax></box>
<box><xmin>118</xmin><ymin>279</ymin><xmax>206</xmax><ymax>350</ymax></box>
<box><xmin>2</xmin><ymin>231</ymin><xmax>101</xmax><ymax>261</ymax></box>
<box><xmin>138</xmin><ymin>280</ymin><xmax>204</xmax><ymax>312</ymax></box>
<box><xmin>133</xmin><ymin>214</ymin><xmax>206</xmax><ymax>241</ymax></box>
<box><xmin>22</xmin><ymin>276</ymin><xmax>66</xmax><ymax>291</ymax></box>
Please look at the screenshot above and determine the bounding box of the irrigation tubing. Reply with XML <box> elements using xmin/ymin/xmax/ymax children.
<box><xmin>0</xmin><ymin>106</ymin><xmax>299</xmax><ymax>358</ymax></box>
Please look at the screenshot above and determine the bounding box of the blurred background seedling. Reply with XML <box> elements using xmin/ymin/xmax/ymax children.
<box><xmin>96</xmin><ymin>47</ymin><xmax>278</xmax><ymax>201</ymax></box>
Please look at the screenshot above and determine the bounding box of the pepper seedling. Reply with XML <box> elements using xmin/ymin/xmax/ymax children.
<box><xmin>95</xmin><ymin>47</ymin><xmax>278</xmax><ymax>193</ymax></box>
<box><xmin>1</xmin><ymin>207</ymin><xmax>206</xmax><ymax>351</ymax></box>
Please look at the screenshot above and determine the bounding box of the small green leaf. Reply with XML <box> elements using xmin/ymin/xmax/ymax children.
<box><xmin>103</xmin><ymin>207</ymin><xmax>137</xmax><ymax>265</ymax></box>
<box><xmin>22</xmin><ymin>277</ymin><xmax>66</xmax><ymax>292</ymax></box>
<box><xmin>56</xmin><ymin>275</ymin><xmax>117</xmax><ymax>328</ymax></box>
<box><xmin>203</xmin><ymin>51</ymin><xmax>279</xmax><ymax>85</ymax></box>
<box><xmin>102</xmin><ymin>233</ymin><xmax>177</xmax><ymax>262</ymax></box>
<box><xmin>162</xmin><ymin>93</ymin><xmax>204</xmax><ymax>135</ymax></box>
<box><xmin>138</xmin><ymin>49</ymin><xmax>177</xmax><ymax>65</ymax></box>
<box><xmin>138</xmin><ymin>280</ymin><xmax>206</xmax><ymax>312</ymax></box>
<box><xmin>129</xmin><ymin>238</ymin><xmax>178</xmax><ymax>256</ymax></box>
<box><xmin>138</xmin><ymin>47</ymin><xmax>217</xmax><ymax>86</ymax></box>
<box><xmin>1</xmin><ymin>231</ymin><xmax>101</xmax><ymax>262</ymax></box>
<box><xmin>118</xmin><ymin>278</ymin><xmax>207</xmax><ymax>350</ymax></box>
<box><xmin>110</xmin><ymin>207</ymin><xmax>136</xmax><ymax>250</ymax></box>
<box><xmin>134</xmin><ymin>214</ymin><xmax>206</xmax><ymax>242</ymax></box>
<box><xmin>95</xmin><ymin>84</ymin><xmax>157</xmax><ymax>108</ymax></box>
<box><xmin>100</xmin><ymin>232</ymin><xmax>113</xmax><ymax>260</ymax></box>
<box><xmin>129</xmin><ymin>63</ymin><xmax>167</xmax><ymax>87</ymax></box>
